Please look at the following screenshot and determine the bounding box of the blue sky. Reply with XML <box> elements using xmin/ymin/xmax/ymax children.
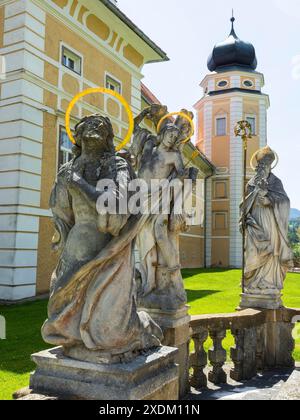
<box><xmin>121</xmin><ymin>0</ymin><xmax>300</xmax><ymax>209</ymax></box>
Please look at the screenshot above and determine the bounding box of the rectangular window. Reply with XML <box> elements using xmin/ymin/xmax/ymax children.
<box><xmin>62</xmin><ymin>46</ymin><xmax>82</xmax><ymax>75</ymax></box>
<box><xmin>59</xmin><ymin>127</ymin><xmax>73</xmax><ymax>169</ymax></box>
<box><xmin>216</xmin><ymin>117</ymin><xmax>226</xmax><ymax>136</ymax></box>
<box><xmin>247</xmin><ymin>117</ymin><xmax>256</xmax><ymax>135</ymax></box>
<box><xmin>106</xmin><ymin>75</ymin><xmax>121</xmax><ymax>94</ymax></box>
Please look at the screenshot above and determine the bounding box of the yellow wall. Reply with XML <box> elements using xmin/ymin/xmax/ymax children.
<box><xmin>180</xmin><ymin>237</ymin><xmax>204</xmax><ymax>268</ymax></box>
<box><xmin>45</xmin><ymin>14</ymin><xmax>132</xmax><ymax>112</ymax></box>
<box><xmin>211</xmin><ymin>238</ymin><xmax>229</xmax><ymax>267</ymax></box>
<box><xmin>36</xmin><ymin>217</ymin><xmax>58</xmax><ymax>294</ymax></box>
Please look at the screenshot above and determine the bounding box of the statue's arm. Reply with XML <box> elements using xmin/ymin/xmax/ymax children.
<box><xmin>69</xmin><ymin>172</ymin><xmax>101</xmax><ymax>204</ymax></box>
<box><xmin>134</xmin><ymin>108</ymin><xmax>151</xmax><ymax>131</ymax></box>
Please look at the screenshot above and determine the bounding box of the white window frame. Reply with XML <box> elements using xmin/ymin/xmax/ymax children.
<box><xmin>105</xmin><ymin>72</ymin><xmax>122</xmax><ymax>94</ymax></box>
<box><xmin>215</xmin><ymin>115</ymin><xmax>227</xmax><ymax>137</ymax></box>
<box><xmin>246</xmin><ymin>114</ymin><xmax>257</xmax><ymax>136</ymax></box>
<box><xmin>60</xmin><ymin>43</ymin><xmax>83</xmax><ymax>76</ymax></box>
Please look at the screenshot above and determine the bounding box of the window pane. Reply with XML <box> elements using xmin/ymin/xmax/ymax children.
<box><xmin>247</xmin><ymin>117</ymin><xmax>256</xmax><ymax>135</ymax></box>
<box><xmin>68</xmin><ymin>58</ymin><xmax>75</xmax><ymax>70</ymax></box>
<box><xmin>59</xmin><ymin>129</ymin><xmax>73</xmax><ymax>169</ymax></box>
<box><xmin>106</xmin><ymin>76</ymin><xmax>121</xmax><ymax>94</ymax></box>
<box><xmin>62</xmin><ymin>47</ymin><xmax>81</xmax><ymax>75</ymax></box>
<box><xmin>216</xmin><ymin>118</ymin><xmax>226</xmax><ymax>136</ymax></box>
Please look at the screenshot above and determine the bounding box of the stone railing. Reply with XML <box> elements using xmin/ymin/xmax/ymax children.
<box><xmin>189</xmin><ymin>307</ymin><xmax>300</xmax><ymax>389</ymax></box>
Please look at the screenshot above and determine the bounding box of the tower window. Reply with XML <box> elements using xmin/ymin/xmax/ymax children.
<box><xmin>216</xmin><ymin>117</ymin><xmax>227</xmax><ymax>136</ymax></box>
<box><xmin>106</xmin><ymin>75</ymin><xmax>121</xmax><ymax>94</ymax></box>
<box><xmin>59</xmin><ymin>127</ymin><xmax>73</xmax><ymax>169</ymax></box>
<box><xmin>217</xmin><ymin>80</ymin><xmax>228</xmax><ymax>88</ymax></box>
<box><xmin>243</xmin><ymin>80</ymin><xmax>253</xmax><ymax>88</ymax></box>
<box><xmin>246</xmin><ymin>116</ymin><xmax>256</xmax><ymax>135</ymax></box>
<box><xmin>62</xmin><ymin>46</ymin><xmax>82</xmax><ymax>75</ymax></box>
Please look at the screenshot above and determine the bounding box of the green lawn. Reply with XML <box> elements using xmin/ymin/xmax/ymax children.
<box><xmin>0</xmin><ymin>269</ymin><xmax>299</xmax><ymax>400</ymax></box>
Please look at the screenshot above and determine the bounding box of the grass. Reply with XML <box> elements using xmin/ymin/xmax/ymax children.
<box><xmin>183</xmin><ymin>268</ymin><xmax>300</xmax><ymax>363</ymax></box>
<box><xmin>0</xmin><ymin>269</ymin><xmax>299</xmax><ymax>400</ymax></box>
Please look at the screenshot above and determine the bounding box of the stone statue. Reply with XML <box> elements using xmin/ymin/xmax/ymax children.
<box><xmin>42</xmin><ymin>114</ymin><xmax>162</xmax><ymax>364</ymax></box>
<box><xmin>241</xmin><ymin>146</ymin><xmax>294</xmax><ymax>309</ymax></box>
<box><xmin>131</xmin><ymin>105</ymin><xmax>198</xmax><ymax>312</ymax></box>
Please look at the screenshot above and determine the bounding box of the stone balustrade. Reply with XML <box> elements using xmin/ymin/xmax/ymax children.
<box><xmin>189</xmin><ymin>307</ymin><xmax>300</xmax><ymax>389</ymax></box>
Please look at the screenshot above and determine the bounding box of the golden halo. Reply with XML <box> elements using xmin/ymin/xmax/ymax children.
<box><xmin>157</xmin><ymin>112</ymin><xmax>195</xmax><ymax>144</ymax></box>
<box><xmin>65</xmin><ymin>87</ymin><xmax>134</xmax><ymax>152</ymax></box>
<box><xmin>250</xmin><ymin>149</ymin><xmax>279</xmax><ymax>170</ymax></box>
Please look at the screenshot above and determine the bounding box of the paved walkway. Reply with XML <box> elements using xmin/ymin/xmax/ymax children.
<box><xmin>189</xmin><ymin>365</ymin><xmax>299</xmax><ymax>400</ymax></box>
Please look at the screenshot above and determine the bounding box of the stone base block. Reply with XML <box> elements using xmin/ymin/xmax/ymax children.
<box><xmin>240</xmin><ymin>293</ymin><xmax>283</xmax><ymax>310</ymax></box>
<box><xmin>139</xmin><ymin>306</ymin><xmax>191</xmax><ymax>399</ymax></box>
<box><xmin>30</xmin><ymin>346</ymin><xmax>179</xmax><ymax>401</ymax></box>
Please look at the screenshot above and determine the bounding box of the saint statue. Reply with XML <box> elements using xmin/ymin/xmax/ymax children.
<box><xmin>131</xmin><ymin>105</ymin><xmax>198</xmax><ymax>311</ymax></box>
<box><xmin>42</xmin><ymin>114</ymin><xmax>162</xmax><ymax>363</ymax></box>
<box><xmin>241</xmin><ymin>146</ymin><xmax>294</xmax><ymax>308</ymax></box>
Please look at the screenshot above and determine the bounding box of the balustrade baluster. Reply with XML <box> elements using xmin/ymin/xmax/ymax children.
<box><xmin>231</xmin><ymin>327</ymin><xmax>257</xmax><ymax>381</ymax></box>
<box><xmin>208</xmin><ymin>328</ymin><xmax>227</xmax><ymax>384</ymax></box>
<box><xmin>190</xmin><ymin>328</ymin><xmax>208</xmax><ymax>389</ymax></box>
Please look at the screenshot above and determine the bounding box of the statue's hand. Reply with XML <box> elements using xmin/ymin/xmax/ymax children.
<box><xmin>258</xmin><ymin>195</ymin><xmax>271</xmax><ymax>207</ymax></box>
<box><xmin>67</xmin><ymin>167</ymin><xmax>84</xmax><ymax>186</ymax></box>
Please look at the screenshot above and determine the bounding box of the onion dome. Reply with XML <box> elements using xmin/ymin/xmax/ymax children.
<box><xmin>208</xmin><ymin>16</ymin><xmax>257</xmax><ymax>72</ymax></box>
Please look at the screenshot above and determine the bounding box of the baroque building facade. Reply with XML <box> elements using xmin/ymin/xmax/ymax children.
<box><xmin>0</xmin><ymin>1</ymin><xmax>270</xmax><ymax>301</ymax></box>
<box><xmin>0</xmin><ymin>0</ymin><xmax>213</xmax><ymax>301</ymax></box>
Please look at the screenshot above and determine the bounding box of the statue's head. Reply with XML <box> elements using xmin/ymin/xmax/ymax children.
<box><xmin>73</xmin><ymin>114</ymin><xmax>115</xmax><ymax>157</ymax></box>
<box><xmin>158</xmin><ymin>124</ymin><xmax>181</xmax><ymax>150</ymax></box>
<box><xmin>175</xmin><ymin>109</ymin><xmax>194</xmax><ymax>142</ymax></box>
<box><xmin>256</xmin><ymin>146</ymin><xmax>276</xmax><ymax>171</ymax></box>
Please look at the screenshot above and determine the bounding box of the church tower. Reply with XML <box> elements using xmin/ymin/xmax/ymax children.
<box><xmin>194</xmin><ymin>16</ymin><xmax>270</xmax><ymax>268</ymax></box>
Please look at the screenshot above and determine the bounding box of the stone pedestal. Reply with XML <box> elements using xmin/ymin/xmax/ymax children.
<box><xmin>260</xmin><ymin>309</ymin><xmax>295</xmax><ymax>370</ymax></box>
<box><xmin>139</xmin><ymin>306</ymin><xmax>191</xmax><ymax>398</ymax></box>
<box><xmin>240</xmin><ymin>293</ymin><xmax>283</xmax><ymax>310</ymax></box>
<box><xmin>29</xmin><ymin>346</ymin><xmax>179</xmax><ymax>400</ymax></box>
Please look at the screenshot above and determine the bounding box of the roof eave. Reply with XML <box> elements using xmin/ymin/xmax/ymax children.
<box><xmin>99</xmin><ymin>0</ymin><xmax>169</xmax><ymax>62</ymax></box>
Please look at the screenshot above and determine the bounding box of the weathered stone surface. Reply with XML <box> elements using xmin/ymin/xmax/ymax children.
<box><xmin>140</xmin><ymin>306</ymin><xmax>191</xmax><ymax>399</ymax></box>
<box><xmin>30</xmin><ymin>346</ymin><xmax>179</xmax><ymax>401</ymax></box>
<box><xmin>240</xmin><ymin>293</ymin><xmax>283</xmax><ymax>310</ymax></box>
<box><xmin>240</xmin><ymin>146</ymin><xmax>293</xmax><ymax>310</ymax></box>
<box><xmin>208</xmin><ymin>329</ymin><xmax>227</xmax><ymax>384</ymax></box>
<box><xmin>272</xmin><ymin>369</ymin><xmax>300</xmax><ymax>400</ymax></box>
<box><xmin>190</xmin><ymin>327</ymin><xmax>209</xmax><ymax>389</ymax></box>
<box><xmin>261</xmin><ymin>320</ymin><xmax>295</xmax><ymax>369</ymax></box>
<box><xmin>230</xmin><ymin>327</ymin><xmax>257</xmax><ymax>381</ymax></box>
<box><xmin>42</xmin><ymin>114</ymin><xmax>163</xmax><ymax>364</ymax></box>
<box><xmin>132</xmin><ymin>105</ymin><xmax>198</xmax><ymax>313</ymax></box>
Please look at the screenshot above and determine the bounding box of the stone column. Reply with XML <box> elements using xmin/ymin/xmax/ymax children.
<box><xmin>141</xmin><ymin>306</ymin><xmax>191</xmax><ymax>398</ymax></box>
